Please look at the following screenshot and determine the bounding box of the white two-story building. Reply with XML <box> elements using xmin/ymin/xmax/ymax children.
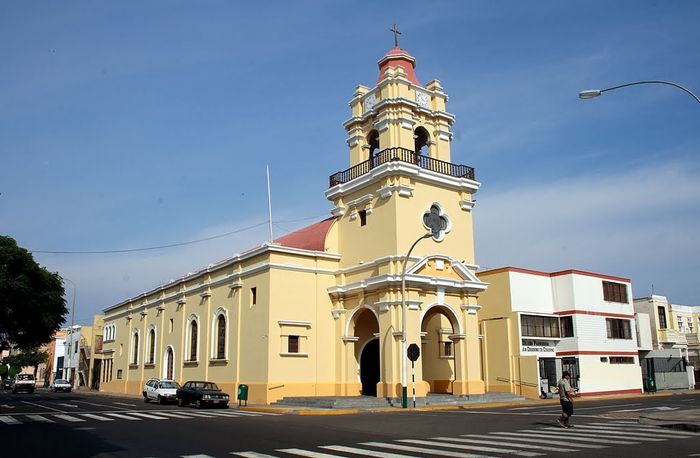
<box><xmin>477</xmin><ymin>267</ymin><xmax>643</xmax><ymax>398</ymax></box>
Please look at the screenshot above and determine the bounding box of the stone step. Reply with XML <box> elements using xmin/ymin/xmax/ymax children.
<box><xmin>271</xmin><ymin>392</ymin><xmax>527</xmax><ymax>409</ymax></box>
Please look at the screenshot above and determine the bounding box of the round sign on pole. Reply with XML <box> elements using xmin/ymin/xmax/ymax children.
<box><xmin>407</xmin><ymin>343</ymin><xmax>420</xmax><ymax>362</ymax></box>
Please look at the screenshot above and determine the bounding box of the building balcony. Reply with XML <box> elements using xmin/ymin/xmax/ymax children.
<box><xmin>685</xmin><ymin>332</ymin><xmax>699</xmax><ymax>348</ymax></box>
<box><xmin>329</xmin><ymin>147</ymin><xmax>476</xmax><ymax>187</ymax></box>
<box><xmin>658</xmin><ymin>328</ymin><xmax>688</xmax><ymax>345</ymax></box>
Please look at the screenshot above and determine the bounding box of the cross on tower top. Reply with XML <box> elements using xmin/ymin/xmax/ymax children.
<box><xmin>389</xmin><ymin>24</ymin><xmax>401</xmax><ymax>48</ymax></box>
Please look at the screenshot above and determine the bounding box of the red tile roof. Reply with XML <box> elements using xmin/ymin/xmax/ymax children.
<box><xmin>274</xmin><ymin>217</ymin><xmax>336</xmax><ymax>252</ymax></box>
<box><xmin>377</xmin><ymin>47</ymin><xmax>420</xmax><ymax>85</ymax></box>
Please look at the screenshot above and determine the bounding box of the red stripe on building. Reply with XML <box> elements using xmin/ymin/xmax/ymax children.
<box><xmin>554</xmin><ymin>310</ymin><xmax>634</xmax><ymax>319</ymax></box>
<box><xmin>556</xmin><ymin>351</ymin><xmax>638</xmax><ymax>356</ymax></box>
<box><xmin>478</xmin><ymin>266</ymin><xmax>630</xmax><ymax>283</ymax></box>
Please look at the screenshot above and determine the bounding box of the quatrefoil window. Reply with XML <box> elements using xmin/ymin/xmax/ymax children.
<box><xmin>422</xmin><ymin>203</ymin><xmax>451</xmax><ymax>242</ymax></box>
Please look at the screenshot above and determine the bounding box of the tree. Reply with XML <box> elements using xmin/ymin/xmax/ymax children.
<box><xmin>2</xmin><ymin>348</ymin><xmax>48</xmax><ymax>376</ymax></box>
<box><xmin>0</xmin><ymin>236</ymin><xmax>67</xmax><ymax>349</ymax></box>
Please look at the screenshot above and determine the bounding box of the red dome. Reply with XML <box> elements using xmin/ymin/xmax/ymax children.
<box><xmin>377</xmin><ymin>47</ymin><xmax>420</xmax><ymax>85</ymax></box>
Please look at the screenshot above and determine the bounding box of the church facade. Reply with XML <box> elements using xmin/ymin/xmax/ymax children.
<box><xmin>99</xmin><ymin>45</ymin><xmax>488</xmax><ymax>404</ymax></box>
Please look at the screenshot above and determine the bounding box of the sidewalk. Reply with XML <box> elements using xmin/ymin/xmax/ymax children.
<box><xmin>78</xmin><ymin>386</ymin><xmax>700</xmax><ymax>431</ymax></box>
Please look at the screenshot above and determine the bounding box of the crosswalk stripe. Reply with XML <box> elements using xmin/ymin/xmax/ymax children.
<box><xmin>585</xmin><ymin>423</ymin><xmax>700</xmax><ymax>437</ymax></box>
<box><xmin>175</xmin><ymin>411</ymin><xmax>215</xmax><ymax>418</ymax></box>
<box><xmin>438</xmin><ymin>436</ymin><xmax>579</xmax><ymax>453</ymax></box>
<box><xmin>53</xmin><ymin>414</ymin><xmax>85</xmax><ymax>423</ymax></box>
<box><xmin>0</xmin><ymin>416</ymin><xmax>21</xmax><ymax>425</ymax></box>
<box><xmin>128</xmin><ymin>412</ymin><xmax>169</xmax><ymax>420</ymax></box>
<box><xmin>81</xmin><ymin>413</ymin><xmax>115</xmax><ymax>421</ymax></box>
<box><xmin>25</xmin><ymin>415</ymin><xmax>54</xmax><ymax>423</ymax></box>
<box><xmin>229</xmin><ymin>452</ymin><xmax>280</xmax><ymax>458</ymax></box>
<box><xmin>468</xmin><ymin>433</ymin><xmax>607</xmax><ymax>449</ymax></box>
<box><xmin>237</xmin><ymin>410</ymin><xmax>279</xmax><ymax>416</ymax></box>
<box><xmin>508</xmin><ymin>430</ymin><xmax>636</xmax><ymax>445</ymax></box>
<box><xmin>361</xmin><ymin>441</ymin><xmax>497</xmax><ymax>458</ymax></box>
<box><xmin>398</xmin><ymin>439</ymin><xmax>543</xmax><ymax>457</ymax></box>
<box><xmin>151</xmin><ymin>411</ymin><xmax>192</xmax><ymax>419</ymax></box>
<box><xmin>201</xmin><ymin>411</ymin><xmax>247</xmax><ymax>418</ymax></box>
<box><xmin>277</xmin><ymin>448</ymin><xmax>344</xmax><ymax>458</ymax></box>
<box><xmin>538</xmin><ymin>427</ymin><xmax>664</xmax><ymax>441</ymax></box>
<box><xmin>572</xmin><ymin>424</ymin><xmax>695</xmax><ymax>438</ymax></box>
<box><xmin>106</xmin><ymin>413</ymin><xmax>141</xmax><ymax>420</ymax></box>
<box><xmin>181</xmin><ymin>455</ymin><xmax>216</xmax><ymax>458</ymax></box>
<box><xmin>322</xmin><ymin>444</ymin><xmax>422</xmax><ymax>457</ymax></box>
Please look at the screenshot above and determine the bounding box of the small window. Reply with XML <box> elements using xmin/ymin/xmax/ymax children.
<box><xmin>117</xmin><ymin>369</ymin><xmax>123</xmax><ymax>379</ymax></box>
<box><xmin>560</xmin><ymin>316</ymin><xmax>574</xmax><ymax>338</ymax></box>
<box><xmin>606</xmin><ymin>318</ymin><xmax>632</xmax><ymax>339</ymax></box>
<box><xmin>169</xmin><ymin>319</ymin><xmax>174</xmax><ymax>333</ymax></box>
<box><xmin>658</xmin><ymin>306</ymin><xmax>668</xmax><ymax>329</ymax></box>
<box><xmin>609</xmin><ymin>356</ymin><xmax>635</xmax><ymax>364</ymax></box>
<box><xmin>602</xmin><ymin>281</ymin><xmax>628</xmax><ymax>303</ymax></box>
<box><xmin>441</xmin><ymin>341</ymin><xmax>453</xmax><ymax>357</ymax></box>
<box><xmin>359</xmin><ymin>210</ymin><xmax>367</xmax><ymax>226</ymax></box>
<box><xmin>251</xmin><ymin>287</ymin><xmax>257</xmax><ymax>306</ymax></box>
<box><xmin>288</xmin><ymin>335</ymin><xmax>299</xmax><ymax>353</ymax></box>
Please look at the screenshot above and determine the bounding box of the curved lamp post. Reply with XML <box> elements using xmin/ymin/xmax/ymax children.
<box><xmin>400</xmin><ymin>232</ymin><xmax>432</xmax><ymax>408</ymax></box>
<box><xmin>63</xmin><ymin>277</ymin><xmax>77</xmax><ymax>388</ymax></box>
<box><xmin>579</xmin><ymin>80</ymin><xmax>700</xmax><ymax>105</ymax></box>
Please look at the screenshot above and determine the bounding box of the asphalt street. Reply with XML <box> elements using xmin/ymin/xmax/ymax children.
<box><xmin>1</xmin><ymin>389</ymin><xmax>698</xmax><ymax>458</ymax></box>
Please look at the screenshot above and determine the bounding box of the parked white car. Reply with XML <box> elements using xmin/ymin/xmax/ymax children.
<box><xmin>143</xmin><ymin>378</ymin><xmax>180</xmax><ymax>404</ymax></box>
<box><xmin>50</xmin><ymin>379</ymin><xmax>72</xmax><ymax>392</ymax></box>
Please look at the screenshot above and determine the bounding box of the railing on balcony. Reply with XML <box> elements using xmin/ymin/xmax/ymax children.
<box><xmin>329</xmin><ymin>147</ymin><xmax>475</xmax><ymax>187</ymax></box>
<box><xmin>658</xmin><ymin>328</ymin><xmax>688</xmax><ymax>345</ymax></box>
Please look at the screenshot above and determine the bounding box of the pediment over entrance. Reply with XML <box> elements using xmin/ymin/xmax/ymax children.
<box><xmin>409</xmin><ymin>256</ymin><xmax>481</xmax><ymax>284</ymax></box>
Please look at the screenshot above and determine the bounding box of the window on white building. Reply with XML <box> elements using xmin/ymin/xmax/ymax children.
<box><xmin>521</xmin><ymin>315</ymin><xmax>560</xmax><ymax>338</ymax></box>
<box><xmin>606</xmin><ymin>318</ymin><xmax>632</xmax><ymax>339</ymax></box>
<box><xmin>560</xmin><ymin>316</ymin><xmax>574</xmax><ymax>338</ymax></box>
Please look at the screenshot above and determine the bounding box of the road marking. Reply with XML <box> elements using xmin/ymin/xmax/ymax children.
<box><xmin>56</xmin><ymin>403</ymin><xmax>78</xmax><ymax>408</ymax></box>
<box><xmin>81</xmin><ymin>413</ymin><xmax>115</xmax><ymax>421</ymax></box>
<box><xmin>181</xmin><ymin>455</ymin><xmax>216</xmax><ymax>458</ymax></box>
<box><xmin>113</xmin><ymin>402</ymin><xmax>137</xmax><ymax>407</ymax></box>
<box><xmin>0</xmin><ymin>416</ymin><xmax>20</xmax><ymax>425</ymax></box>
<box><xmin>53</xmin><ymin>414</ymin><xmax>85</xmax><ymax>423</ymax></box>
<box><xmin>21</xmin><ymin>401</ymin><xmax>64</xmax><ymax>412</ymax></box>
<box><xmin>26</xmin><ymin>415</ymin><xmax>55</xmax><ymax>423</ymax></box>
<box><xmin>436</xmin><ymin>436</ymin><xmax>579</xmax><ymax>453</ymax></box>
<box><xmin>230</xmin><ymin>453</ymin><xmax>280</xmax><ymax>458</ymax></box>
<box><xmin>128</xmin><ymin>412</ymin><xmax>169</xmax><ymax>420</ymax></box>
<box><xmin>105</xmin><ymin>413</ymin><xmax>141</xmax><ymax>420</ymax></box>
<box><xmin>572</xmin><ymin>424</ymin><xmax>699</xmax><ymax>437</ymax></box>
<box><xmin>469</xmin><ymin>433</ymin><xmax>607</xmax><ymax>449</ymax></box>
<box><xmin>507</xmin><ymin>430</ymin><xmax>636</xmax><ymax>445</ymax></box>
<box><xmin>322</xmin><ymin>445</ymin><xmax>420</xmax><ymax>457</ymax></box>
<box><xmin>398</xmin><ymin>439</ymin><xmax>543</xmax><ymax>457</ymax></box>
<box><xmin>362</xmin><ymin>441</ymin><xmax>497</xmax><ymax>457</ymax></box>
<box><xmin>74</xmin><ymin>400</ymin><xmax>123</xmax><ymax>408</ymax></box>
<box><xmin>612</xmin><ymin>406</ymin><xmax>679</xmax><ymax>412</ymax></box>
<box><xmin>0</xmin><ymin>404</ymin><xmax>14</xmax><ymax>409</ymax></box>
<box><xmin>151</xmin><ymin>411</ymin><xmax>192</xmax><ymax>419</ymax></box>
<box><xmin>278</xmin><ymin>449</ymin><xmax>345</xmax><ymax>458</ymax></box>
<box><xmin>509</xmin><ymin>402</ymin><xmax>641</xmax><ymax>411</ymax></box>
<box><xmin>538</xmin><ymin>427</ymin><xmax>664</xmax><ymax>441</ymax></box>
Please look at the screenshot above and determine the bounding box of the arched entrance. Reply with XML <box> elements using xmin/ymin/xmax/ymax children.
<box><xmin>163</xmin><ymin>347</ymin><xmax>174</xmax><ymax>380</ymax></box>
<box><xmin>360</xmin><ymin>339</ymin><xmax>379</xmax><ymax>396</ymax></box>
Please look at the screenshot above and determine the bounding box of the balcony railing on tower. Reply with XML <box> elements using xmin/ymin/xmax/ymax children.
<box><xmin>329</xmin><ymin>147</ymin><xmax>475</xmax><ymax>187</ymax></box>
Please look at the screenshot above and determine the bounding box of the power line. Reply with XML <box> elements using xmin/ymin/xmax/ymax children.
<box><xmin>30</xmin><ymin>213</ymin><xmax>330</xmax><ymax>255</ymax></box>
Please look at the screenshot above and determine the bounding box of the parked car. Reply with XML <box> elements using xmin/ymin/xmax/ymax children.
<box><xmin>12</xmin><ymin>373</ymin><xmax>36</xmax><ymax>394</ymax></box>
<box><xmin>143</xmin><ymin>378</ymin><xmax>180</xmax><ymax>404</ymax></box>
<box><xmin>1</xmin><ymin>378</ymin><xmax>12</xmax><ymax>390</ymax></box>
<box><xmin>176</xmin><ymin>380</ymin><xmax>229</xmax><ymax>408</ymax></box>
<box><xmin>50</xmin><ymin>379</ymin><xmax>72</xmax><ymax>392</ymax></box>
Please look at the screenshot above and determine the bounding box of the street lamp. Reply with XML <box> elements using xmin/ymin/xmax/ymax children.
<box><xmin>63</xmin><ymin>277</ymin><xmax>77</xmax><ymax>388</ymax></box>
<box><xmin>400</xmin><ymin>231</ymin><xmax>432</xmax><ymax>408</ymax></box>
<box><xmin>579</xmin><ymin>80</ymin><xmax>700</xmax><ymax>105</ymax></box>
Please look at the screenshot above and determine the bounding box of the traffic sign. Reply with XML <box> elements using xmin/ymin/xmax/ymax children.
<box><xmin>407</xmin><ymin>343</ymin><xmax>420</xmax><ymax>362</ymax></box>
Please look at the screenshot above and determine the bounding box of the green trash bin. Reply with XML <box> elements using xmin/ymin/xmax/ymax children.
<box><xmin>237</xmin><ymin>384</ymin><xmax>248</xmax><ymax>406</ymax></box>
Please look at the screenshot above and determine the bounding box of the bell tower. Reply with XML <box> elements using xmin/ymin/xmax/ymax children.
<box><xmin>326</xmin><ymin>35</ymin><xmax>487</xmax><ymax>400</ymax></box>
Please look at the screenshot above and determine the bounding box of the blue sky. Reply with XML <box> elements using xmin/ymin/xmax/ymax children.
<box><xmin>1</xmin><ymin>1</ymin><xmax>699</xmax><ymax>325</ymax></box>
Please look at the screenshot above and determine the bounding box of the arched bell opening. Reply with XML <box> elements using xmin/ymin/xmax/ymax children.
<box><xmin>367</xmin><ymin>130</ymin><xmax>380</xmax><ymax>168</ymax></box>
<box><xmin>413</xmin><ymin>127</ymin><xmax>430</xmax><ymax>166</ymax></box>
<box><xmin>420</xmin><ymin>305</ymin><xmax>458</xmax><ymax>394</ymax></box>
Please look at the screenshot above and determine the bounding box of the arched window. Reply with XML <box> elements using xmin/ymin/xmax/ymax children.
<box><xmin>131</xmin><ymin>331</ymin><xmax>139</xmax><ymax>365</ymax></box>
<box><xmin>147</xmin><ymin>328</ymin><xmax>156</xmax><ymax>364</ymax></box>
<box><xmin>189</xmin><ymin>320</ymin><xmax>198</xmax><ymax>361</ymax></box>
<box><xmin>367</xmin><ymin>130</ymin><xmax>380</xmax><ymax>167</ymax></box>
<box><xmin>216</xmin><ymin>315</ymin><xmax>226</xmax><ymax>359</ymax></box>
<box><xmin>414</xmin><ymin>127</ymin><xmax>430</xmax><ymax>166</ymax></box>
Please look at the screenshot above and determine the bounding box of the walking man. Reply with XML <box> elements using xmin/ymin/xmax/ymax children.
<box><xmin>557</xmin><ymin>371</ymin><xmax>576</xmax><ymax>428</ymax></box>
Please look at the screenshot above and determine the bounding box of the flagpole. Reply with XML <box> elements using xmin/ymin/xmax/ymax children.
<box><xmin>267</xmin><ymin>165</ymin><xmax>273</xmax><ymax>243</ymax></box>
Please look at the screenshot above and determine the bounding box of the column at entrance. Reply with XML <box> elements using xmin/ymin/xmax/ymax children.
<box><xmin>453</xmin><ymin>303</ymin><xmax>485</xmax><ymax>395</ymax></box>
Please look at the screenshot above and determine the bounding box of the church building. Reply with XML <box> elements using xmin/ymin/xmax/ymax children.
<box><xmin>99</xmin><ymin>42</ymin><xmax>488</xmax><ymax>405</ymax></box>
